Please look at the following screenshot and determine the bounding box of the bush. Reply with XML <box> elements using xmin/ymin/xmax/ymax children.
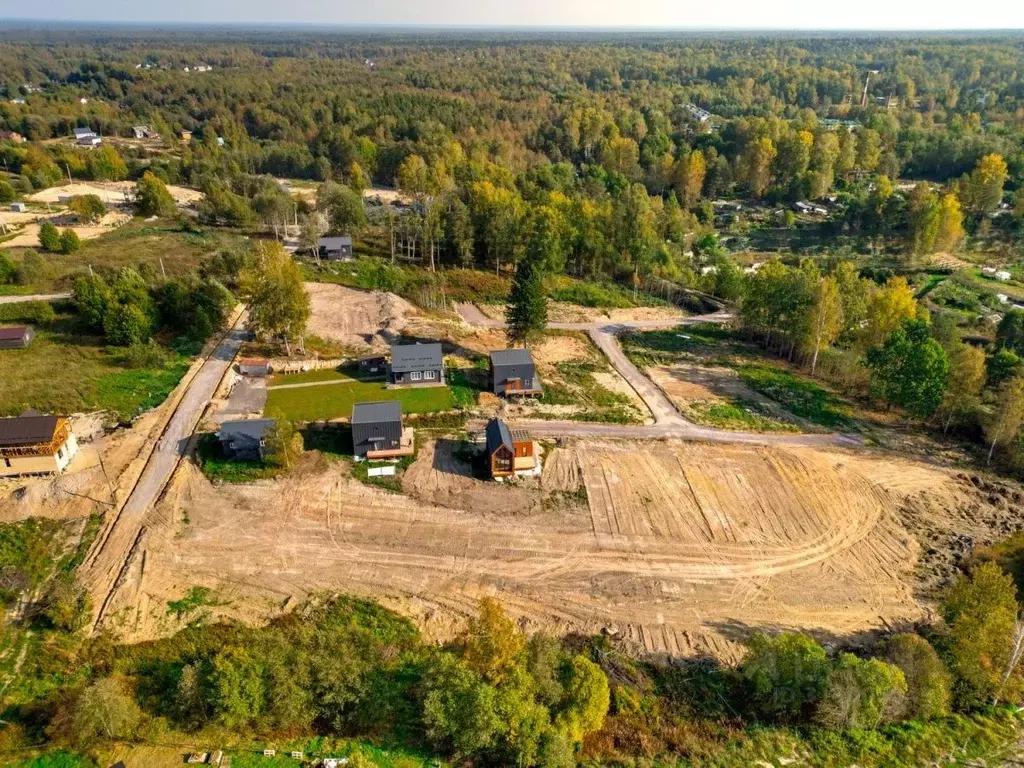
<box><xmin>59</xmin><ymin>229</ymin><xmax>81</xmax><ymax>254</ymax></box>
<box><xmin>741</xmin><ymin>632</ymin><xmax>829</xmax><ymax>721</ymax></box>
<box><xmin>38</xmin><ymin>221</ymin><xmax>61</xmax><ymax>252</ymax></box>
<box><xmin>816</xmin><ymin>653</ymin><xmax>907</xmax><ymax>730</ymax></box>
<box><xmin>103</xmin><ymin>302</ymin><xmax>152</xmax><ymax>346</ymax></box>
<box><xmin>66</xmin><ymin>195</ymin><xmax>105</xmax><ymax>223</ymax></box>
<box><xmin>0</xmin><ymin>179</ymin><xmax>15</xmax><ymax>203</ymax></box>
<box><xmin>884</xmin><ymin>634</ymin><xmax>951</xmax><ymax>720</ymax></box>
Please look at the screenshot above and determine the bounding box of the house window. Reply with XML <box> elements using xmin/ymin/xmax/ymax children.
<box><xmin>523</xmin><ymin>378</ymin><xmax>532</xmax><ymax>388</ymax></box>
<box><xmin>57</xmin><ymin>448</ymin><xmax>63</xmax><ymax>459</ymax></box>
<box><xmin>3</xmin><ymin>458</ymin><xmax>10</xmax><ymax>468</ymax></box>
<box><xmin>424</xmin><ymin>370</ymin><xmax>436</xmax><ymax>380</ymax></box>
<box><xmin>410</xmin><ymin>371</ymin><xmax>423</xmax><ymax>381</ymax></box>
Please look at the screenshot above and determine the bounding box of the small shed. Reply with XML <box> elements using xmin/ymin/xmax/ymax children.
<box><xmin>489</xmin><ymin>348</ymin><xmax>541</xmax><ymax>396</ymax></box>
<box><xmin>179</xmin><ymin>129</ymin><xmax>193</xmax><ymax>143</ymax></box>
<box><xmin>72</xmin><ymin>127</ymin><xmax>96</xmax><ymax>140</ymax></box>
<box><xmin>485</xmin><ymin>417</ymin><xmax>535</xmax><ymax>478</ymax></box>
<box><xmin>388</xmin><ymin>343</ymin><xmax>444</xmax><ymax>386</ymax></box>
<box><xmin>10</xmin><ymin>202</ymin><xmax>26</xmax><ymax>213</ymax></box>
<box><xmin>0</xmin><ymin>325</ymin><xmax>34</xmax><ymax>350</ymax></box>
<box><xmin>318</xmin><ymin>236</ymin><xmax>354</xmax><ymax>261</ymax></box>
<box><xmin>216</xmin><ymin>419</ymin><xmax>275</xmax><ymax>461</ymax></box>
<box><xmin>351</xmin><ymin>401</ymin><xmax>412</xmax><ymax>459</ymax></box>
<box><xmin>237</xmin><ymin>357</ymin><xmax>271</xmax><ymax>377</ymax></box>
<box><xmin>358</xmin><ymin>354</ymin><xmax>387</xmax><ymax>374</ymax></box>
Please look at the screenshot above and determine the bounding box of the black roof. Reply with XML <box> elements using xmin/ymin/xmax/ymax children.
<box><xmin>489</xmin><ymin>348</ymin><xmax>534</xmax><ymax>367</ymax></box>
<box><xmin>319</xmin><ymin>236</ymin><xmax>352</xmax><ymax>249</ymax></box>
<box><xmin>390</xmin><ymin>343</ymin><xmax>443</xmax><ymax>373</ymax></box>
<box><xmin>0</xmin><ymin>413</ymin><xmax>60</xmax><ymax>446</ymax></box>
<box><xmin>352</xmin><ymin>401</ymin><xmax>402</xmax><ymax>424</ymax></box>
<box><xmin>217</xmin><ymin>419</ymin><xmax>275</xmax><ymax>441</ymax></box>
<box><xmin>485</xmin><ymin>417</ymin><xmax>514</xmax><ymax>455</ymax></box>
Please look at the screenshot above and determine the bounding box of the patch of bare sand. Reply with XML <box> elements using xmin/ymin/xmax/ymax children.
<box><xmin>305</xmin><ymin>282</ymin><xmax>418</xmax><ymax>352</ymax></box>
<box><xmin>24</xmin><ymin>181</ymin><xmax>201</xmax><ymax>206</ymax></box>
<box><xmin>111</xmin><ymin>438</ymin><xmax>984</xmax><ymax>662</ymax></box>
<box><xmin>477</xmin><ymin>302</ymin><xmax>686</xmax><ymax>324</ymax></box>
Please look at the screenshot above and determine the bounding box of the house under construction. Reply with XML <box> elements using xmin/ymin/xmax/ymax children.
<box><xmin>0</xmin><ymin>411</ymin><xmax>78</xmax><ymax>477</ymax></box>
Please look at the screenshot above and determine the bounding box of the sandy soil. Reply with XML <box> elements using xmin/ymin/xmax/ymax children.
<box><xmin>0</xmin><ymin>210</ymin><xmax>131</xmax><ymax>248</ymax></box>
<box><xmin>24</xmin><ymin>181</ymin><xmax>201</xmax><ymax>206</ymax></box>
<box><xmin>97</xmin><ymin>436</ymin><xmax>1010</xmax><ymax>661</ymax></box>
<box><xmin>305</xmin><ymin>282</ymin><xmax>419</xmax><ymax>352</ymax></box>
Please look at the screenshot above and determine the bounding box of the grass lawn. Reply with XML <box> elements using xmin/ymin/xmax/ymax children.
<box><xmin>196</xmin><ymin>434</ymin><xmax>284</xmax><ymax>484</ymax></box>
<box><xmin>0</xmin><ymin>305</ymin><xmax>191</xmax><ymax>420</ymax></box>
<box><xmin>268</xmin><ymin>364</ymin><xmax>374</xmax><ymax>387</ymax></box>
<box><xmin>267</xmin><ymin>380</ymin><xmax>454</xmax><ymax>422</ymax></box>
<box><xmin>688</xmin><ymin>399</ymin><xmax>800</xmax><ymax>433</ymax></box>
<box><xmin>2</xmin><ymin>220</ymin><xmax>247</xmax><ymax>293</ymax></box>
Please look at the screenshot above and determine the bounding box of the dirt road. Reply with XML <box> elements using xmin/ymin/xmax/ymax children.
<box><xmin>455</xmin><ymin>303</ymin><xmax>858</xmax><ymax>447</ymax></box>
<box><xmin>0</xmin><ymin>292</ymin><xmax>72</xmax><ymax>304</ymax></box>
<box><xmin>80</xmin><ymin>314</ymin><xmax>248</xmax><ymax>629</ymax></box>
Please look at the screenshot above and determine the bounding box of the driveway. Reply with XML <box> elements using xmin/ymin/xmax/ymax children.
<box><xmin>0</xmin><ymin>292</ymin><xmax>72</xmax><ymax>304</ymax></box>
<box><xmin>82</xmin><ymin>313</ymin><xmax>249</xmax><ymax>628</ymax></box>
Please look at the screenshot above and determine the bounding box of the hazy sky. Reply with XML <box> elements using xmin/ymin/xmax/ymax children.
<box><xmin>5</xmin><ymin>0</ymin><xmax>1024</xmax><ymax>29</ymax></box>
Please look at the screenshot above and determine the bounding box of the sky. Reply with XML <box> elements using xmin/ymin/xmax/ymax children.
<box><xmin>4</xmin><ymin>0</ymin><xmax>1024</xmax><ymax>30</ymax></box>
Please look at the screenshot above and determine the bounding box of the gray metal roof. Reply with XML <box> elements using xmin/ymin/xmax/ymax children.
<box><xmin>319</xmin><ymin>236</ymin><xmax>352</xmax><ymax>249</ymax></box>
<box><xmin>485</xmin><ymin>417</ymin><xmax>514</xmax><ymax>455</ymax></box>
<box><xmin>217</xmin><ymin>419</ymin><xmax>275</xmax><ymax>440</ymax></box>
<box><xmin>352</xmin><ymin>401</ymin><xmax>402</xmax><ymax>424</ymax></box>
<box><xmin>489</xmin><ymin>348</ymin><xmax>534</xmax><ymax>367</ymax></box>
<box><xmin>390</xmin><ymin>343</ymin><xmax>442</xmax><ymax>373</ymax></box>
<box><xmin>72</xmin><ymin>127</ymin><xmax>96</xmax><ymax>138</ymax></box>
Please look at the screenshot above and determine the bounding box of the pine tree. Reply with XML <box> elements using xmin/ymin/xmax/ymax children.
<box><xmin>505</xmin><ymin>256</ymin><xmax>547</xmax><ymax>346</ymax></box>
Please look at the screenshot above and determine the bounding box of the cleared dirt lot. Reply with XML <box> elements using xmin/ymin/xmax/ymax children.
<box><xmin>24</xmin><ymin>181</ymin><xmax>201</xmax><ymax>206</ymax></box>
<box><xmin>99</xmin><ymin>436</ymin><xmax>977</xmax><ymax>661</ymax></box>
<box><xmin>305</xmin><ymin>282</ymin><xmax>419</xmax><ymax>352</ymax></box>
<box><xmin>476</xmin><ymin>301</ymin><xmax>687</xmax><ymax>325</ymax></box>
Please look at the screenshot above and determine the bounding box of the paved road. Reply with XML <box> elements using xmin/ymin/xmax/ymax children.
<box><xmin>83</xmin><ymin>313</ymin><xmax>249</xmax><ymax>628</ymax></box>
<box><xmin>0</xmin><ymin>292</ymin><xmax>72</xmax><ymax>304</ymax></box>
<box><xmin>455</xmin><ymin>302</ymin><xmax>861</xmax><ymax>448</ymax></box>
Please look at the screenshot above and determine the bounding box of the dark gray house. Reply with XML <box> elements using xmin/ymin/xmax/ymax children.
<box><xmin>0</xmin><ymin>326</ymin><xmax>34</xmax><ymax>350</ymax></box>
<box><xmin>318</xmin><ymin>236</ymin><xmax>353</xmax><ymax>261</ymax></box>
<box><xmin>489</xmin><ymin>348</ymin><xmax>541</xmax><ymax>396</ymax></box>
<box><xmin>388</xmin><ymin>343</ymin><xmax>445</xmax><ymax>387</ymax></box>
<box><xmin>216</xmin><ymin>419</ymin><xmax>275</xmax><ymax>461</ymax></box>
<box><xmin>352</xmin><ymin>401</ymin><xmax>411</xmax><ymax>458</ymax></box>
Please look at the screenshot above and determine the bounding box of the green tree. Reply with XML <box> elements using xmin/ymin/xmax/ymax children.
<box><xmin>907</xmin><ymin>182</ymin><xmax>939</xmax><ymax>256</ymax></box>
<box><xmin>135</xmin><ymin>171</ymin><xmax>177</xmax><ymax>217</ymax></box>
<box><xmin>421</xmin><ymin>652</ymin><xmax>502</xmax><ymax>758</ymax></box>
<box><xmin>555</xmin><ymin>655</ymin><xmax>610</xmax><ymax>744</ymax></box>
<box><xmin>73</xmin><ymin>273</ymin><xmax>112</xmax><ymax>331</ymax></box>
<box><xmin>942</xmin><ymin>561</ymin><xmax>1024</xmax><ymax>707</ymax></box>
<box><xmin>263</xmin><ymin>409</ymin><xmax>304</xmax><ymax>469</ymax></box>
<box><xmin>67</xmin><ymin>194</ymin><xmax>106</xmax><ymax>223</ymax></box>
<box><xmin>317</xmin><ymin>180</ymin><xmax>366</xmax><ymax>234</ymax></box>
<box><xmin>60</xmin><ymin>677</ymin><xmax>144</xmax><ymax>745</ymax></box>
<box><xmin>866</xmin><ymin>319</ymin><xmax>949</xmax><ymax>418</ymax></box>
<box><xmin>38</xmin><ymin>220</ymin><xmax>61</xmax><ymax>252</ymax></box>
<box><xmin>506</xmin><ymin>255</ymin><xmax>547</xmax><ymax>347</ymax></box>
<box><xmin>884</xmin><ymin>634</ymin><xmax>951</xmax><ymax>719</ymax></box>
<box><xmin>86</xmin><ymin>144</ymin><xmax>128</xmax><ymax>181</ymax></box>
<box><xmin>741</xmin><ymin>632</ymin><xmax>828</xmax><ymax>721</ymax></box>
<box><xmin>803</xmin><ymin>274</ymin><xmax>843</xmax><ymax>374</ymax></box>
<box><xmin>997</xmin><ymin>310</ymin><xmax>1024</xmax><ymax>356</ymax></box>
<box><xmin>938</xmin><ymin>342</ymin><xmax>986</xmax><ymax>432</ymax></box>
<box><xmin>0</xmin><ymin>179</ymin><xmax>15</xmax><ymax>203</ymax></box>
<box><xmin>103</xmin><ymin>302</ymin><xmax>153</xmax><ymax>347</ymax></box>
<box><xmin>59</xmin><ymin>229</ymin><xmax>81</xmax><ymax>254</ymax></box>
<box><xmin>816</xmin><ymin>653</ymin><xmax>907</xmax><ymax>729</ymax></box>
<box><xmin>41</xmin><ymin>573</ymin><xmax>92</xmax><ymax>633</ymax></box>
<box><xmin>984</xmin><ymin>375</ymin><xmax>1024</xmax><ymax>464</ymax></box>
<box><xmin>461</xmin><ymin>597</ymin><xmax>526</xmax><ymax>685</ymax></box>
<box><xmin>739</xmin><ymin>136</ymin><xmax>777</xmax><ymax>198</ymax></box>
<box><xmin>240</xmin><ymin>242</ymin><xmax>311</xmax><ymax>356</ymax></box>
<box><xmin>968</xmin><ymin>153</ymin><xmax>1008</xmax><ymax>214</ymax></box>
<box><xmin>210</xmin><ymin>646</ymin><xmax>267</xmax><ymax>728</ymax></box>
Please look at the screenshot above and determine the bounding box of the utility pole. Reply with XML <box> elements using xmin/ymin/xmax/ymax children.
<box><xmin>159</xmin><ymin>257</ymin><xmax>166</xmax><ymax>280</ymax></box>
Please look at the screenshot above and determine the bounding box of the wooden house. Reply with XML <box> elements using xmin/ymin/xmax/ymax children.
<box><xmin>0</xmin><ymin>411</ymin><xmax>78</xmax><ymax>477</ymax></box>
<box><xmin>485</xmin><ymin>417</ymin><xmax>535</xmax><ymax>479</ymax></box>
<box><xmin>489</xmin><ymin>348</ymin><xmax>541</xmax><ymax>396</ymax></box>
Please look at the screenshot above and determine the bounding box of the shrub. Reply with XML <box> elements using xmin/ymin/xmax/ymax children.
<box><xmin>884</xmin><ymin>634</ymin><xmax>951</xmax><ymax>720</ymax></box>
<box><xmin>741</xmin><ymin>632</ymin><xmax>829</xmax><ymax>721</ymax></box>
<box><xmin>59</xmin><ymin>229</ymin><xmax>81</xmax><ymax>254</ymax></box>
<box><xmin>816</xmin><ymin>653</ymin><xmax>907</xmax><ymax>729</ymax></box>
<box><xmin>0</xmin><ymin>179</ymin><xmax>15</xmax><ymax>203</ymax></box>
<box><xmin>38</xmin><ymin>221</ymin><xmax>61</xmax><ymax>252</ymax></box>
<box><xmin>66</xmin><ymin>194</ymin><xmax>105</xmax><ymax>223</ymax></box>
<box><xmin>103</xmin><ymin>302</ymin><xmax>153</xmax><ymax>346</ymax></box>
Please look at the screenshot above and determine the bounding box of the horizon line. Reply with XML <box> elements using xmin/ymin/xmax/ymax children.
<box><xmin>1</xmin><ymin>19</ymin><xmax>1023</xmax><ymax>33</ymax></box>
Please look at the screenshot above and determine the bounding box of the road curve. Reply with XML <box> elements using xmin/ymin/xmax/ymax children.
<box><xmin>82</xmin><ymin>313</ymin><xmax>248</xmax><ymax>629</ymax></box>
<box><xmin>455</xmin><ymin>302</ymin><xmax>860</xmax><ymax>448</ymax></box>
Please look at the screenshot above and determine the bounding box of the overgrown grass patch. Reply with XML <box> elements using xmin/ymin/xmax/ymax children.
<box><xmin>197</xmin><ymin>433</ymin><xmax>284</xmax><ymax>484</ymax></box>
<box><xmin>621</xmin><ymin>324</ymin><xmax>739</xmax><ymax>365</ymax></box>
<box><xmin>737</xmin><ymin>364</ymin><xmax>854</xmax><ymax>430</ymax></box>
<box><xmin>688</xmin><ymin>399</ymin><xmax>799</xmax><ymax>433</ymax></box>
<box><xmin>266</xmin><ymin>379</ymin><xmax>454</xmax><ymax>422</ymax></box>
